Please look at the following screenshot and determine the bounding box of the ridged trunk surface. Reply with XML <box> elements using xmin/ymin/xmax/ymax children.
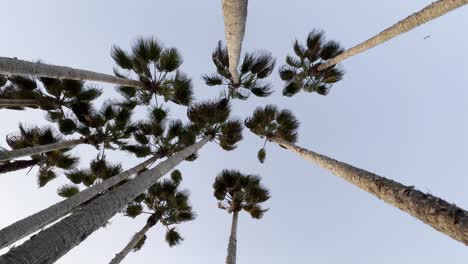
<box><xmin>0</xmin><ymin>138</ymin><xmax>87</xmax><ymax>162</ymax></box>
<box><xmin>272</xmin><ymin>138</ymin><xmax>468</xmax><ymax>245</ymax></box>
<box><xmin>318</xmin><ymin>0</ymin><xmax>468</xmax><ymax>70</ymax></box>
<box><xmin>222</xmin><ymin>0</ymin><xmax>248</xmax><ymax>84</ymax></box>
<box><xmin>225</xmin><ymin>210</ymin><xmax>239</xmax><ymax>264</ymax></box>
<box><xmin>0</xmin><ymin>160</ymin><xmax>38</xmax><ymax>174</ymax></box>
<box><xmin>0</xmin><ymin>155</ymin><xmax>160</xmax><ymax>250</ymax></box>
<box><xmin>0</xmin><ymin>136</ymin><xmax>210</xmax><ymax>264</ymax></box>
<box><xmin>0</xmin><ymin>57</ymin><xmax>143</xmax><ymax>88</ymax></box>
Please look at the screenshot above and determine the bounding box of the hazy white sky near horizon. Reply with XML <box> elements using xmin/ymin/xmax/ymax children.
<box><xmin>0</xmin><ymin>0</ymin><xmax>468</xmax><ymax>263</ymax></box>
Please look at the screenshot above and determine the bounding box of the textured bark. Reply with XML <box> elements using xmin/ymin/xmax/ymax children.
<box><xmin>0</xmin><ymin>57</ymin><xmax>143</xmax><ymax>88</ymax></box>
<box><xmin>0</xmin><ymin>99</ymin><xmax>39</xmax><ymax>107</ymax></box>
<box><xmin>0</xmin><ymin>155</ymin><xmax>160</xmax><ymax>250</ymax></box>
<box><xmin>318</xmin><ymin>0</ymin><xmax>468</xmax><ymax>71</ymax></box>
<box><xmin>222</xmin><ymin>0</ymin><xmax>248</xmax><ymax>84</ymax></box>
<box><xmin>0</xmin><ymin>136</ymin><xmax>211</xmax><ymax>264</ymax></box>
<box><xmin>0</xmin><ymin>160</ymin><xmax>38</xmax><ymax>174</ymax></box>
<box><xmin>109</xmin><ymin>214</ymin><xmax>160</xmax><ymax>264</ymax></box>
<box><xmin>272</xmin><ymin>138</ymin><xmax>468</xmax><ymax>245</ymax></box>
<box><xmin>225</xmin><ymin>210</ymin><xmax>239</xmax><ymax>264</ymax></box>
<box><xmin>0</xmin><ymin>138</ymin><xmax>87</xmax><ymax>162</ymax></box>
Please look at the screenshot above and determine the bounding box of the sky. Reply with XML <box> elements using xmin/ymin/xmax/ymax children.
<box><xmin>1</xmin><ymin>0</ymin><xmax>468</xmax><ymax>263</ymax></box>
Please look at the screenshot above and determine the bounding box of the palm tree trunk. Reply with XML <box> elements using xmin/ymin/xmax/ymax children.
<box><xmin>0</xmin><ymin>136</ymin><xmax>211</xmax><ymax>264</ymax></box>
<box><xmin>0</xmin><ymin>160</ymin><xmax>38</xmax><ymax>174</ymax></box>
<box><xmin>0</xmin><ymin>154</ymin><xmax>161</xmax><ymax>250</ymax></box>
<box><xmin>109</xmin><ymin>220</ymin><xmax>157</xmax><ymax>264</ymax></box>
<box><xmin>0</xmin><ymin>138</ymin><xmax>87</xmax><ymax>162</ymax></box>
<box><xmin>0</xmin><ymin>57</ymin><xmax>143</xmax><ymax>88</ymax></box>
<box><xmin>271</xmin><ymin>138</ymin><xmax>468</xmax><ymax>245</ymax></box>
<box><xmin>0</xmin><ymin>99</ymin><xmax>39</xmax><ymax>107</ymax></box>
<box><xmin>225</xmin><ymin>210</ymin><xmax>239</xmax><ymax>264</ymax></box>
<box><xmin>318</xmin><ymin>0</ymin><xmax>468</xmax><ymax>71</ymax></box>
<box><xmin>222</xmin><ymin>0</ymin><xmax>248</xmax><ymax>84</ymax></box>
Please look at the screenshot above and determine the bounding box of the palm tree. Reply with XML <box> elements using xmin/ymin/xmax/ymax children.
<box><xmin>0</xmin><ymin>99</ymin><xmax>243</xmax><ymax>264</ymax></box>
<box><xmin>245</xmin><ymin>105</ymin><xmax>468</xmax><ymax>245</ymax></box>
<box><xmin>109</xmin><ymin>170</ymin><xmax>195</xmax><ymax>264</ymax></box>
<box><xmin>1</xmin><ymin>125</ymin><xmax>78</xmax><ymax>186</ymax></box>
<box><xmin>203</xmin><ymin>42</ymin><xmax>275</xmax><ymax>100</ymax></box>
<box><xmin>221</xmin><ymin>0</ymin><xmax>249</xmax><ymax>84</ymax></box>
<box><xmin>213</xmin><ymin>169</ymin><xmax>270</xmax><ymax>264</ymax></box>
<box><xmin>112</xmin><ymin>37</ymin><xmax>193</xmax><ymax>107</ymax></box>
<box><xmin>317</xmin><ymin>0</ymin><xmax>468</xmax><ymax>71</ymax></box>
<box><xmin>279</xmin><ymin>30</ymin><xmax>345</xmax><ymax>97</ymax></box>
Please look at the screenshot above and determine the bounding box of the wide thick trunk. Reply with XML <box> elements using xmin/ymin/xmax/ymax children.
<box><xmin>0</xmin><ymin>99</ymin><xmax>39</xmax><ymax>108</ymax></box>
<box><xmin>225</xmin><ymin>210</ymin><xmax>239</xmax><ymax>264</ymax></box>
<box><xmin>272</xmin><ymin>138</ymin><xmax>468</xmax><ymax>245</ymax></box>
<box><xmin>109</xmin><ymin>222</ymin><xmax>154</xmax><ymax>264</ymax></box>
<box><xmin>222</xmin><ymin>0</ymin><xmax>248</xmax><ymax>84</ymax></box>
<box><xmin>318</xmin><ymin>0</ymin><xmax>468</xmax><ymax>71</ymax></box>
<box><xmin>0</xmin><ymin>136</ymin><xmax>211</xmax><ymax>264</ymax></box>
<box><xmin>0</xmin><ymin>160</ymin><xmax>38</xmax><ymax>174</ymax></box>
<box><xmin>0</xmin><ymin>155</ymin><xmax>160</xmax><ymax>250</ymax></box>
<box><xmin>0</xmin><ymin>138</ymin><xmax>87</xmax><ymax>162</ymax></box>
<box><xmin>0</xmin><ymin>57</ymin><xmax>143</xmax><ymax>88</ymax></box>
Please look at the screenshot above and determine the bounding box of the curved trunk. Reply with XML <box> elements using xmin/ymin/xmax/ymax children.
<box><xmin>272</xmin><ymin>138</ymin><xmax>468</xmax><ymax>245</ymax></box>
<box><xmin>225</xmin><ymin>210</ymin><xmax>239</xmax><ymax>264</ymax></box>
<box><xmin>0</xmin><ymin>160</ymin><xmax>38</xmax><ymax>174</ymax></box>
<box><xmin>0</xmin><ymin>136</ymin><xmax>211</xmax><ymax>264</ymax></box>
<box><xmin>0</xmin><ymin>138</ymin><xmax>87</xmax><ymax>162</ymax></box>
<box><xmin>0</xmin><ymin>155</ymin><xmax>161</xmax><ymax>250</ymax></box>
<box><xmin>222</xmin><ymin>0</ymin><xmax>248</xmax><ymax>84</ymax></box>
<box><xmin>0</xmin><ymin>99</ymin><xmax>39</xmax><ymax>108</ymax></box>
<box><xmin>0</xmin><ymin>57</ymin><xmax>143</xmax><ymax>88</ymax></box>
<box><xmin>318</xmin><ymin>0</ymin><xmax>468</xmax><ymax>71</ymax></box>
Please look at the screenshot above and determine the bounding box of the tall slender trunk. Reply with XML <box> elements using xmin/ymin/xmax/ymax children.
<box><xmin>0</xmin><ymin>57</ymin><xmax>144</xmax><ymax>88</ymax></box>
<box><xmin>0</xmin><ymin>99</ymin><xmax>39</xmax><ymax>108</ymax></box>
<box><xmin>0</xmin><ymin>136</ymin><xmax>211</xmax><ymax>264</ymax></box>
<box><xmin>109</xmin><ymin>214</ymin><xmax>160</xmax><ymax>264</ymax></box>
<box><xmin>222</xmin><ymin>0</ymin><xmax>248</xmax><ymax>84</ymax></box>
<box><xmin>0</xmin><ymin>155</ymin><xmax>160</xmax><ymax>250</ymax></box>
<box><xmin>225</xmin><ymin>210</ymin><xmax>239</xmax><ymax>264</ymax></box>
<box><xmin>0</xmin><ymin>160</ymin><xmax>38</xmax><ymax>174</ymax></box>
<box><xmin>271</xmin><ymin>138</ymin><xmax>468</xmax><ymax>245</ymax></box>
<box><xmin>318</xmin><ymin>0</ymin><xmax>468</xmax><ymax>71</ymax></box>
<box><xmin>0</xmin><ymin>138</ymin><xmax>87</xmax><ymax>162</ymax></box>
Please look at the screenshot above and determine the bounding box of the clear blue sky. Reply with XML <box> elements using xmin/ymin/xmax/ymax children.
<box><xmin>0</xmin><ymin>0</ymin><xmax>467</xmax><ymax>263</ymax></box>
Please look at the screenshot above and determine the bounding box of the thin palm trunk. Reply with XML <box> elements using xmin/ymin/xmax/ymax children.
<box><xmin>0</xmin><ymin>160</ymin><xmax>38</xmax><ymax>174</ymax></box>
<box><xmin>0</xmin><ymin>57</ymin><xmax>143</xmax><ymax>88</ymax></box>
<box><xmin>0</xmin><ymin>138</ymin><xmax>87</xmax><ymax>162</ymax></box>
<box><xmin>272</xmin><ymin>138</ymin><xmax>468</xmax><ymax>245</ymax></box>
<box><xmin>0</xmin><ymin>99</ymin><xmax>39</xmax><ymax>108</ymax></box>
<box><xmin>225</xmin><ymin>210</ymin><xmax>239</xmax><ymax>264</ymax></box>
<box><xmin>318</xmin><ymin>0</ymin><xmax>468</xmax><ymax>71</ymax></box>
<box><xmin>0</xmin><ymin>155</ymin><xmax>161</xmax><ymax>250</ymax></box>
<box><xmin>109</xmin><ymin>221</ymin><xmax>156</xmax><ymax>264</ymax></box>
<box><xmin>0</xmin><ymin>136</ymin><xmax>211</xmax><ymax>264</ymax></box>
<box><xmin>222</xmin><ymin>0</ymin><xmax>248</xmax><ymax>84</ymax></box>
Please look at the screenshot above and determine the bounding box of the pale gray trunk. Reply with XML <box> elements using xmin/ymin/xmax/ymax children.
<box><xmin>0</xmin><ymin>57</ymin><xmax>143</xmax><ymax>88</ymax></box>
<box><xmin>108</xmin><ymin>223</ymin><xmax>153</xmax><ymax>264</ymax></box>
<box><xmin>0</xmin><ymin>155</ymin><xmax>160</xmax><ymax>250</ymax></box>
<box><xmin>272</xmin><ymin>138</ymin><xmax>468</xmax><ymax>245</ymax></box>
<box><xmin>0</xmin><ymin>138</ymin><xmax>87</xmax><ymax>162</ymax></box>
<box><xmin>0</xmin><ymin>136</ymin><xmax>211</xmax><ymax>264</ymax></box>
<box><xmin>222</xmin><ymin>0</ymin><xmax>248</xmax><ymax>84</ymax></box>
<box><xmin>318</xmin><ymin>0</ymin><xmax>468</xmax><ymax>71</ymax></box>
<box><xmin>225</xmin><ymin>210</ymin><xmax>239</xmax><ymax>264</ymax></box>
<box><xmin>0</xmin><ymin>99</ymin><xmax>39</xmax><ymax>107</ymax></box>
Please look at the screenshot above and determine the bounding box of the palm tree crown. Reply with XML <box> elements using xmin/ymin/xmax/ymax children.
<box><xmin>279</xmin><ymin>30</ymin><xmax>345</xmax><ymax>96</ymax></box>
<box><xmin>203</xmin><ymin>42</ymin><xmax>275</xmax><ymax>100</ymax></box>
<box><xmin>112</xmin><ymin>37</ymin><xmax>194</xmax><ymax>107</ymax></box>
